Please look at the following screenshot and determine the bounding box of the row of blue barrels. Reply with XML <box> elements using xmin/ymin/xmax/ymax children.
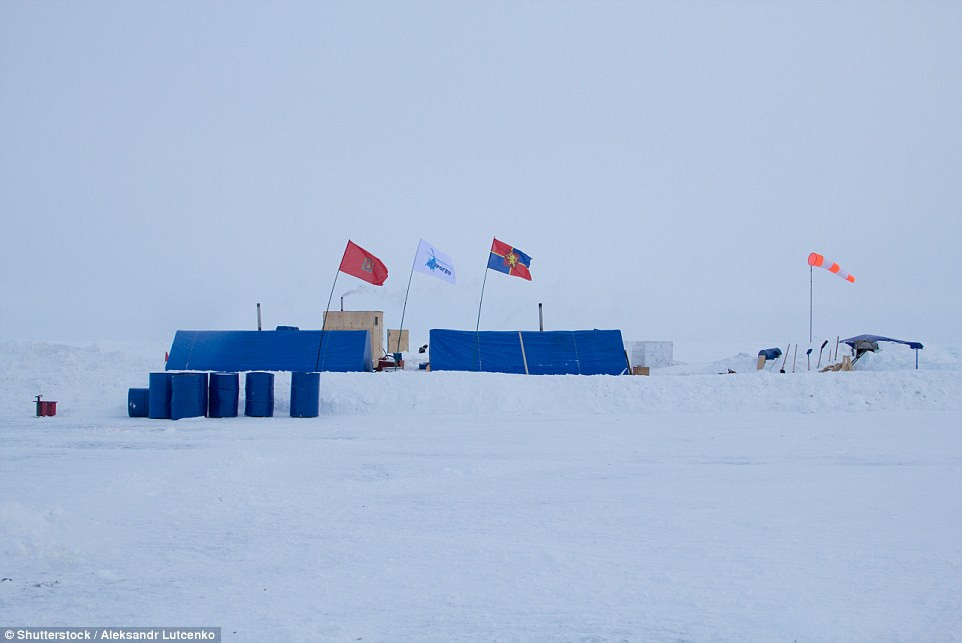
<box><xmin>130</xmin><ymin>372</ymin><xmax>320</xmax><ymax>419</ymax></box>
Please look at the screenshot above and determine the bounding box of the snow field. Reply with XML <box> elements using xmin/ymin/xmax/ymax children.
<box><xmin>1</xmin><ymin>340</ymin><xmax>960</xmax><ymax>641</ymax></box>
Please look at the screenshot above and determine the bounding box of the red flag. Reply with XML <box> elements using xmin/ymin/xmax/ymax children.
<box><xmin>339</xmin><ymin>240</ymin><xmax>388</xmax><ymax>285</ymax></box>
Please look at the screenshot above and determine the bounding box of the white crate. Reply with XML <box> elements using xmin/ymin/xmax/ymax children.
<box><xmin>624</xmin><ymin>341</ymin><xmax>673</xmax><ymax>368</ymax></box>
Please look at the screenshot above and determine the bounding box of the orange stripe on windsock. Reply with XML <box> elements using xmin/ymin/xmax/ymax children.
<box><xmin>809</xmin><ymin>251</ymin><xmax>855</xmax><ymax>283</ymax></box>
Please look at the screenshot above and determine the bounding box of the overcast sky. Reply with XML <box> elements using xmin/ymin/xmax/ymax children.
<box><xmin>2</xmin><ymin>0</ymin><xmax>960</xmax><ymax>349</ymax></box>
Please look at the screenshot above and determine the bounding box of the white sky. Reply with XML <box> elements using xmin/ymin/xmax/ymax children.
<box><xmin>2</xmin><ymin>0</ymin><xmax>960</xmax><ymax>347</ymax></box>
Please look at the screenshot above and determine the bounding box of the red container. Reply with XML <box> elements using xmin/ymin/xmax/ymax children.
<box><xmin>37</xmin><ymin>401</ymin><xmax>57</xmax><ymax>417</ymax></box>
<box><xmin>376</xmin><ymin>358</ymin><xmax>403</xmax><ymax>371</ymax></box>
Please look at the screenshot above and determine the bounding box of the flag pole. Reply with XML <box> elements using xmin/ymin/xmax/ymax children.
<box><xmin>315</xmin><ymin>265</ymin><xmax>342</xmax><ymax>372</ymax></box>
<box><xmin>476</xmin><ymin>268</ymin><xmax>489</xmax><ymax>334</ymax></box>
<box><xmin>475</xmin><ymin>249</ymin><xmax>491</xmax><ymax>371</ymax></box>
<box><xmin>396</xmin><ymin>248</ymin><xmax>417</xmax><ymax>354</ymax></box>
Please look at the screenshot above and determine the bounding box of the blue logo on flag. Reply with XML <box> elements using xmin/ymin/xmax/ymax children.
<box><xmin>425</xmin><ymin>250</ymin><xmax>453</xmax><ymax>277</ymax></box>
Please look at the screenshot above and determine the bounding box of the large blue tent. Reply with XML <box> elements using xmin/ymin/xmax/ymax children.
<box><xmin>166</xmin><ymin>329</ymin><xmax>372</xmax><ymax>372</ymax></box>
<box><xmin>429</xmin><ymin>329</ymin><xmax>629</xmax><ymax>375</ymax></box>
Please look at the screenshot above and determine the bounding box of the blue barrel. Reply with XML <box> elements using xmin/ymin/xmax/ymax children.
<box><xmin>245</xmin><ymin>372</ymin><xmax>274</xmax><ymax>417</ymax></box>
<box><xmin>208</xmin><ymin>372</ymin><xmax>239</xmax><ymax>418</ymax></box>
<box><xmin>148</xmin><ymin>372</ymin><xmax>174</xmax><ymax>419</ymax></box>
<box><xmin>170</xmin><ymin>372</ymin><xmax>209</xmax><ymax>420</ymax></box>
<box><xmin>290</xmin><ymin>372</ymin><xmax>320</xmax><ymax>418</ymax></box>
<box><xmin>128</xmin><ymin>388</ymin><xmax>149</xmax><ymax>417</ymax></box>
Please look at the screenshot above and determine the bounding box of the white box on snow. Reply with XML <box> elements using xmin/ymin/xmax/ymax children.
<box><xmin>624</xmin><ymin>341</ymin><xmax>673</xmax><ymax>369</ymax></box>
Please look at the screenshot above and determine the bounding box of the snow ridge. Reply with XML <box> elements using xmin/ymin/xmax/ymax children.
<box><xmin>2</xmin><ymin>341</ymin><xmax>960</xmax><ymax>418</ymax></box>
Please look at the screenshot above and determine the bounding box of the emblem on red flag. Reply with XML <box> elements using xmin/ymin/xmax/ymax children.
<box><xmin>339</xmin><ymin>241</ymin><xmax>388</xmax><ymax>285</ymax></box>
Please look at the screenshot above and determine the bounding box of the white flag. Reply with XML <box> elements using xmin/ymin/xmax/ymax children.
<box><xmin>412</xmin><ymin>239</ymin><xmax>456</xmax><ymax>284</ymax></box>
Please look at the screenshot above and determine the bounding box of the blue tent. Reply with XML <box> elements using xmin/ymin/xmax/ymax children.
<box><xmin>429</xmin><ymin>329</ymin><xmax>629</xmax><ymax>375</ymax></box>
<box><xmin>166</xmin><ymin>330</ymin><xmax>372</xmax><ymax>372</ymax></box>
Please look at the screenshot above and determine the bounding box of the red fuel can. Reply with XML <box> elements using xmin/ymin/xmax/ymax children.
<box><xmin>35</xmin><ymin>396</ymin><xmax>58</xmax><ymax>417</ymax></box>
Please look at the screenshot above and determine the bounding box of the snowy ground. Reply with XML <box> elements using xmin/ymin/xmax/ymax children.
<box><xmin>2</xmin><ymin>340</ymin><xmax>961</xmax><ymax>641</ymax></box>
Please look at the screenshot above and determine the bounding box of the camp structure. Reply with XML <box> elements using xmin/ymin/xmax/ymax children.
<box><xmin>429</xmin><ymin>329</ymin><xmax>629</xmax><ymax>375</ymax></box>
<box><xmin>165</xmin><ymin>329</ymin><xmax>373</xmax><ymax>372</ymax></box>
<box><xmin>842</xmin><ymin>334</ymin><xmax>924</xmax><ymax>368</ymax></box>
<box><xmin>323</xmin><ymin>311</ymin><xmax>383</xmax><ymax>368</ymax></box>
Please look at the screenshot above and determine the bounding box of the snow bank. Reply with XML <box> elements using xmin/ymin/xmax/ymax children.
<box><xmin>321</xmin><ymin>368</ymin><xmax>962</xmax><ymax>415</ymax></box>
<box><xmin>2</xmin><ymin>340</ymin><xmax>960</xmax><ymax>419</ymax></box>
<box><xmin>0</xmin><ymin>341</ymin><xmax>161</xmax><ymax>418</ymax></box>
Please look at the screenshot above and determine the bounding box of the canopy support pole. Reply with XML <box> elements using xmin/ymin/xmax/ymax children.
<box><xmin>518</xmin><ymin>331</ymin><xmax>529</xmax><ymax>375</ymax></box>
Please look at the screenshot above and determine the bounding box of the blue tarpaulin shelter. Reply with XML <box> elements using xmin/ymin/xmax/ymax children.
<box><xmin>166</xmin><ymin>330</ymin><xmax>372</xmax><ymax>372</ymax></box>
<box><xmin>841</xmin><ymin>334</ymin><xmax>924</xmax><ymax>369</ymax></box>
<box><xmin>429</xmin><ymin>329</ymin><xmax>628</xmax><ymax>375</ymax></box>
<box><xmin>841</xmin><ymin>334</ymin><xmax>923</xmax><ymax>350</ymax></box>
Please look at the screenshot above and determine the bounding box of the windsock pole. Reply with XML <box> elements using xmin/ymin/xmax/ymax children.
<box><xmin>808</xmin><ymin>252</ymin><xmax>855</xmax><ymax>344</ymax></box>
<box><xmin>810</xmin><ymin>266</ymin><xmax>813</xmax><ymax>343</ymax></box>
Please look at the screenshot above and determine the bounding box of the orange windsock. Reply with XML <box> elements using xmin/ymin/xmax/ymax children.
<box><xmin>808</xmin><ymin>252</ymin><xmax>855</xmax><ymax>283</ymax></box>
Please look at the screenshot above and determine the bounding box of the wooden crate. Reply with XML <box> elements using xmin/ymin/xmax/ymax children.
<box><xmin>387</xmin><ymin>329</ymin><xmax>409</xmax><ymax>353</ymax></box>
